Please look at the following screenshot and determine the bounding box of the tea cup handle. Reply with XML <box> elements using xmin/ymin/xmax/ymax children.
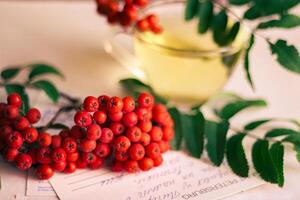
<box><xmin>104</xmin><ymin>29</ymin><xmax>147</xmax><ymax>81</ymax></box>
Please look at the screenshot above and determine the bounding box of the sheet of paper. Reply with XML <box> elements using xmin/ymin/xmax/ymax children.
<box><xmin>26</xmin><ymin>170</ymin><xmax>57</xmax><ymax>197</ymax></box>
<box><xmin>50</xmin><ymin>151</ymin><xmax>263</xmax><ymax>200</ymax></box>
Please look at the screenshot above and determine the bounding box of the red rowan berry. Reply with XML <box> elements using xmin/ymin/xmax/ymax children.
<box><xmin>136</xmin><ymin>107</ymin><xmax>152</xmax><ymax>121</ymax></box>
<box><xmin>129</xmin><ymin>143</ymin><xmax>145</xmax><ymax>161</ymax></box>
<box><xmin>62</xmin><ymin>137</ymin><xmax>77</xmax><ymax>154</ymax></box>
<box><xmin>151</xmin><ymin>24</ymin><xmax>162</xmax><ymax>34</ymax></box>
<box><xmin>86</xmin><ymin>124</ymin><xmax>101</xmax><ymax>140</ymax></box>
<box><xmin>6</xmin><ymin>131</ymin><xmax>23</xmax><ymax>149</ymax></box>
<box><xmin>0</xmin><ymin>125</ymin><xmax>13</xmax><ymax>140</ymax></box>
<box><xmin>138</xmin><ymin>93</ymin><xmax>154</xmax><ymax>108</ymax></box>
<box><xmin>76</xmin><ymin>159</ymin><xmax>88</xmax><ymax>169</ymax></box>
<box><xmin>140</xmin><ymin>132</ymin><xmax>150</xmax><ymax>146</ymax></box>
<box><xmin>83</xmin><ymin>96</ymin><xmax>99</xmax><ymax>112</ymax></box>
<box><xmin>28</xmin><ymin>148</ymin><xmax>37</xmax><ymax>164</ymax></box>
<box><xmin>122</xmin><ymin>96</ymin><xmax>135</xmax><ymax>113</ymax></box>
<box><xmin>4</xmin><ymin>105</ymin><xmax>19</xmax><ymax>119</ymax></box>
<box><xmin>149</xmin><ymin>126</ymin><xmax>163</xmax><ymax>142</ymax></box>
<box><xmin>80</xmin><ymin>139</ymin><xmax>96</xmax><ymax>152</ymax></box>
<box><xmin>115</xmin><ymin>151</ymin><xmax>129</xmax><ymax>161</ymax></box>
<box><xmin>23</xmin><ymin>127</ymin><xmax>38</xmax><ymax>143</ymax></box>
<box><xmin>38</xmin><ymin>132</ymin><xmax>52</xmax><ymax>147</ymax></box>
<box><xmin>133</xmin><ymin>0</ymin><xmax>148</xmax><ymax>7</ymax></box>
<box><xmin>89</xmin><ymin>157</ymin><xmax>104</xmax><ymax>169</ymax></box>
<box><xmin>138</xmin><ymin>121</ymin><xmax>152</xmax><ymax>133</ymax></box>
<box><xmin>123</xmin><ymin>112</ymin><xmax>138</xmax><ymax>127</ymax></box>
<box><xmin>26</xmin><ymin>108</ymin><xmax>41</xmax><ymax>124</ymax></box>
<box><xmin>162</xmin><ymin>126</ymin><xmax>174</xmax><ymax>141</ymax></box>
<box><xmin>14</xmin><ymin>117</ymin><xmax>30</xmax><ymax>131</ymax></box>
<box><xmin>93</xmin><ymin>111</ymin><xmax>107</xmax><ymax>124</ymax></box>
<box><xmin>51</xmin><ymin>135</ymin><xmax>62</xmax><ymax>148</ymax></box>
<box><xmin>81</xmin><ymin>152</ymin><xmax>97</xmax><ymax>164</ymax></box>
<box><xmin>36</xmin><ymin>147</ymin><xmax>52</xmax><ymax>164</ymax></box>
<box><xmin>51</xmin><ymin>148</ymin><xmax>67</xmax><ymax>163</ymax></box>
<box><xmin>36</xmin><ymin>164</ymin><xmax>54</xmax><ymax>180</ymax></box>
<box><xmin>123</xmin><ymin>4</ymin><xmax>137</xmax><ymax>21</ymax></box>
<box><xmin>59</xmin><ymin>129</ymin><xmax>70</xmax><ymax>138</ymax></box>
<box><xmin>146</xmin><ymin>143</ymin><xmax>160</xmax><ymax>159</ymax></box>
<box><xmin>137</xmin><ymin>19</ymin><xmax>149</xmax><ymax>31</ymax></box>
<box><xmin>126</xmin><ymin>126</ymin><xmax>142</xmax><ymax>142</ymax></box>
<box><xmin>114</xmin><ymin>136</ymin><xmax>131</xmax><ymax>152</ymax></box>
<box><xmin>7</xmin><ymin>93</ymin><xmax>22</xmax><ymax>107</ymax></box>
<box><xmin>67</xmin><ymin>152</ymin><xmax>79</xmax><ymax>162</ymax></box>
<box><xmin>100</xmin><ymin>128</ymin><xmax>114</xmax><ymax>143</ymax></box>
<box><xmin>0</xmin><ymin>140</ymin><xmax>4</xmax><ymax>151</ymax></box>
<box><xmin>15</xmin><ymin>153</ymin><xmax>32</xmax><ymax>170</ymax></box>
<box><xmin>70</xmin><ymin>125</ymin><xmax>84</xmax><ymax>139</ymax></box>
<box><xmin>111</xmin><ymin>161</ymin><xmax>123</xmax><ymax>172</ymax></box>
<box><xmin>108</xmin><ymin>111</ymin><xmax>123</xmax><ymax>122</ymax></box>
<box><xmin>94</xmin><ymin>143</ymin><xmax>111</xmax><ymax>158</ymax></box>
<box><xmin>124</xmin><ymin>160</ymin><xmax>139</xmax><ymax>173</ymax></box>
<box><xmin>139</xmin><ymin>157</ymin><xmax>154</xmax><ymax>171</ymax></box>
<box><xmin>4</xmin><ymin>148</ymin><xmax>19</xmax><ymax>161</ymax></box>
<box><xmin>74</xmin><ymin>111</ymin><xmax>92</xmax><ymax>127</ymax></box>
<box><xmin>110</xmin><ymin>122</ymin><xmax>125</xmax><ymax>135</ymax></box>
<box><xmin>107</xmin><ymin>96</ymin><xmax>123</xmax><ymax>113</ymax></box>
<box><xmin>64</xmin><ymin>162</ymin><xmax>77</xmax><ymax>173</ymax></box>
<box><xmin>158</xmin><ymin>141</ymin><xmax>169</xmax><ymax>153</ymax></box>
<box><xmin>98</xmin><ymin>95</ymin><xmax>110</xmax><ymax>111</ymax></box>
<box><xmin>146</xmin><ymin>14</ymin><xmax>159</xmax><ymax>27</ymax></box>
<box><xmin>153</xmin><ymin>154</ymin><xmax>163</xmax><ymax>167</ymax></box>
<box><xmin>52</xmin><ymin>161</ymin><xmax>67</xmax><ymax>172</ymax></box>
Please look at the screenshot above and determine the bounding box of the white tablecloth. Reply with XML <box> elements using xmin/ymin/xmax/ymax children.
<box><xmin>0</xmin><ymin>1</ymin><xmax>300</xmax><ymax>199</ymax></box>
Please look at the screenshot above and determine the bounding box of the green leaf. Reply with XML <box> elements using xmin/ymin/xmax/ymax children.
<box><xmin>168</xmin><ymin>107</ymin><xmax>183</xmax><ymax>150</ymax></box>
<box><xmin>212</xmin><ymin>9</ymin><xmax>228</xmax><ymax>46</ymax></box>
<box><xmin>226</xmin><ymin>133</ymin><xmax>249</xmax><ymax>177</ymax></box>
<box><xmin>244</xmin><ymin>6</ymin><xmax>261</xmax><ymax>20</ymax></box>
<box><xmin>258</xmin><ymin>14</ymin><xmax>300</xmax><ymax>29</ymax></box>
<box><xmin>4</xmin><ymin>83</ymin><xmax>25</xmax><ymax>94</ymax></box>
<box><xmin>244</xmin><ymin>119</ymin><xmax>272</xmax><ymax>130</ymax></box>
<box><xmin>198</xmin><ymin>1</ymin><xmax>214</xmax><ymax>34</ymax></box>
<box><xmin>244</xmin><ymin>0</ymin><xmax>300</xmax><ymax>19</ymax></box>
<box><xmin>19</xmin><ymin>93</ymin><xmax>30</xmax><ymax>114</ymax></box>
<box><xmin>119</xmin><ymin>78</ymin><xmax>152</xmax><ymax>92</ymax></box>
<box><xmin>269</xmin><ymin>39</ymin><xmax>300</xmax><ymax>74</ymax></box>
<box><xmin>244</xmin><ymin>33</ymin><xmax>255</xmax><ymax>89</ymax></box>
<box><xmin>182</xmin><ymin>111</ymin><xmax>205</xmax><ymax>158</ymax></box>
<box><xmin>48</xmin><ymin>123</ymin><xmax>69</xmax><ymax>130</ymax></box>
<box><xmin>1</xmin><ymin>67</ymin><xmax>22</xmax><ymax>81</ymax></box>
<box><xmin>218</xmin><ymin>99</ymin><xmax>267</xmax><ymax>120</ymax></box>
<box><xmin>252</xmin><ymin>140</ymin><xmax>278</xmax><ymax>183</ymax></box>
<box><xmin>282</xmin><ymin>134</ymin><xmax>300</xmax><ymax>145</ymax></box>
<box><xmin>31</xmin><ymin>80</ymin><xmax>60</xmax><ymax>103</ymax></box>
<box><xmin>205</xmin><ymin>120</ymin><xmax>229</xmax><ymax>166</ymax></box>
<box><xmin>28</xmin><ymin>63</ymin><xmax>64</xmax><ymax>80</ymax></box>
<box><xmin>185</xmin><ymin>0</ymin><xmax>199</xmax><ymax>21</ymax></box>
<box><xmin>229</xmin><ymin>0</ymin><xmax>250</xmax><ymax>5</ymax></box>
<box><xmin>269</xmin><ymin>142</ymin><xmax>284</xmax><ymax>187</ymax></box>
<box><xmin>226</xmin><ymin>21</ymin><xmax>240</xmax><ymax>44</ymax></box>
<box><xmin>119</xmin><ymin>78</ymin><xmax>167</xmax><ymax>104</ymax></box>
<box><xmin>265</xmin><ymin>128</ymin><xmax>299</xmax><ymax>138</ymax></box>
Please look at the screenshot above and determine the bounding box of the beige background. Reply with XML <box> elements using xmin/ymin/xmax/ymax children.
<box><xmin>0</xmin><ymin>1</ymin><xmax>300</xmax><ymax>199</ymax></box>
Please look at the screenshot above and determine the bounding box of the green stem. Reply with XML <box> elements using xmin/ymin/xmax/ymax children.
<box><xmin>40</xmin><ymin>104</ymin><xmax>79</xmax><ymax>132</ymax></box>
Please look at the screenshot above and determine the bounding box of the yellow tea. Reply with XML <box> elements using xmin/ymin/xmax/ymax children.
<box><xmin>134</xmin><ymin>14</ymin><xmax>248</xmax><ymax>104</ymax></box>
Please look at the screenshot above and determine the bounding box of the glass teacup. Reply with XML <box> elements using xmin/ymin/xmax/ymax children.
<box><xmin>105</xmin><ymin>0</ymin><xmax>250</xmax><ymax>104</ymax></box>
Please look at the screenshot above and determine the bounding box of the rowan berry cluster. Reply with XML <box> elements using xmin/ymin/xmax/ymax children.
<box><xmin>74</xmin><ymin>93</ymin><xmax>174</xmax><ymax>172</ymax></box>
<box><xmin>0</xmin><ymin>92</ymin><xmax>174</xmax><ymax>179</ymax></box>
<box><xmin>95</xmin><ymin>0</ymin><xmax>162</xmax><ymax>33</ymax></box>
